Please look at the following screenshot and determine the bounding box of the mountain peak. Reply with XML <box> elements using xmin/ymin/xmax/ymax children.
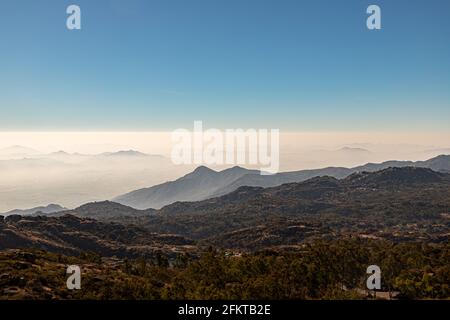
<box><xmin>51</xmin><ymin>150</ymin><xmax>70</xmax><ymax>155</ymax></box>
<box><xmin>224</xmin><ymin>165</ymin><xmax>247</xmax><ymax>172</ymax></box>
<box><xmin>192</xmin><ymin>166</ymin><xmax>216</xmax><ymax>174</ymax></box>
<box><xmin>100</xmin><ymin>150</ymin><xmax>148</xmax><ymax>157</ymax></box>
<box><xmin>219</xmin><ymin>166</ymin><xmax>260</xmax><ymax>177</ymax></box>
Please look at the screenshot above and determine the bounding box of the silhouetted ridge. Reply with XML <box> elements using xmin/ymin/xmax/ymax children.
<box><xmin>346</xmin><ymin>167</ymin><xmax>444</xmax><ymax>186</ymax></box>
<box><xmin>51</xmin><ymin>201</ymin><xmax>155</xmax><ymax>220</ymax></box>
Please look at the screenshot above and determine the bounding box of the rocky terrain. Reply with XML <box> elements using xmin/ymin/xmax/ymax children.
<box><xmin>0</xmin><ymin>214</ymin><xmax>195</xmax><ymax>258</ymax></box>
<box><xmin>132</xmin><ymin>167</ymin><xmax>450</xmax><ymax>249</ymax></box>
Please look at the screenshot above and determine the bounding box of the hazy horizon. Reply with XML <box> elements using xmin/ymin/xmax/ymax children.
<box><xmin>1</xmin><ymin>131</ymin><xmax>449</xmax><ymax>212</ymax></box>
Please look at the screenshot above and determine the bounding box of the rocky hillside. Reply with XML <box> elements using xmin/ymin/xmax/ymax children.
<box><xmin>0</xmin><ymin>214</ymin><xmax>194</xmax><ymax>258</ymax></box>
<box><xmin>138</xmin><ymin>167</ymin><xmax>450</xmax><ymax>249</ymax></box>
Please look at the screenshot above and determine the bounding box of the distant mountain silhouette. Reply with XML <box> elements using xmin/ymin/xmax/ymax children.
<box><xmin>2</xmin><ymin>204</ymin><xmax>66</xmax><ymax>216</ymax></box>
<box><xmin>113</xmin><ymin>166</ymin><xmax>259</xmax><ymax>209</ymax></box>
<box><xmin>50</xmin><ymin>201</ymin><xmax>155</xmax><ymax>221</ymax></box>
<box><xmin>49</xmin><ymin>150</ymin><xmax>71</xmax><ymax>156</ymax></box>
<box><xmin>114</xmin><ymin>155</ymin><xmax>450</xmax><ymax>210</ymax></box>
<box><xmin>337</xmin><ymin>147</ymin><xmax>371</xmax><ymax>153</ymax></box>
<box><xmin>98</xmin><ymin>150</ymin><xmax>163</xmax><ymax>158</ymax></box>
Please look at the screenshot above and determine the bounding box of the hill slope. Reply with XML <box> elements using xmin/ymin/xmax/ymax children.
<box><xmin>0</xmin><ymin>214</ymin><xmax>193</xmax><ymax>258</ymax></box>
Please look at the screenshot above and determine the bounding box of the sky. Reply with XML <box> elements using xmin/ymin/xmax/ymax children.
<box><xmin>0</xmin><ymin>0</ymin><xmax>449</xmax><ymax>132</ymax></box>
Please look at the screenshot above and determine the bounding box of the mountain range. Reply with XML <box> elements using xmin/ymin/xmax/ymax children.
<box><xmin>2</xmin><ymin>166</ymin><xmax>449</xmax><ymax>253</ymax></box>
<box><xmin>9</xmin><ymin>166</ymin><xmax>446</xmax><ymax>252</ymax></box>
<box><xmin>2</xmin><ymin>204</ymin><xmax>66</xmax><ymax>217</ymax></box>
<box><xmin>50</xmin><ymin>201</ymin><xmax>155</xmax><ymax>223</ymax></box>
<box><xmin>142</xmin><ymin>166</ymin><xmax>450</xmax><ymax>249</ymax></box>
<box><xmin>113</xmin><ymin>165</ymin><xmax>260</xmax><ymax>209</ymax></box>
<box><xmin>113</xmin><ymin>154</ymin><xmax>450</xmax><ymax>210</ymax></box>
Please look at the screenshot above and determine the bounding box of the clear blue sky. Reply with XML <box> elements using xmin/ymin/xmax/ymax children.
<box><xmin>0</xmin><ymin>0</ymin><xmax>449</xmax><ymax>131</ymax></box>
